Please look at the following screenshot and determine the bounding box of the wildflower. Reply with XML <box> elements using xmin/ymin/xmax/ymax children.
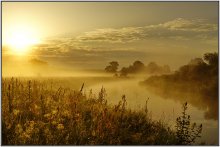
<box><xmin>15</xmin><ymin>124</ymin><xmax>23</xmax><ymax>134</ymax></box>
<box><xmin>34</xmin><ymin>104</ymin><xmax>39</xmax><ymax>109</ymax></box>
<box><xmin>44</xmin><ymin>113</ymin><xmax>51</xmax><ymax>118</ymax></box>
<box><xmin>44</xmin><ymin>128</ymin><xmax>50</xmax><ymax>134</ymax></box>
<box><xmin>92</xmin><ymin>130</ymin><xmax>96</xmax><ymax>136</ymax></box>
<box><xmin>52</xmin><ymin>110</ymin><xmax>57</xmax><ymax>115</ymax></box>
<box><xmin>23</xmin><ymin>132</ymin><xmax>31</xmax><ymax>139</ymax></box>
<box><xmin>29</xmin><ymin>120</ymin><xmax>35</xmax><ymax>124</ymax></box>
<box><xmin>52</xmin><ymin>121</ymin><xmax>57</xmax><ymax>125</ymax></box>
<box><xmin>29</xmin><ymin>121</ymin><xmax>35</xmax><ymax>128</ymax></box>
<box><xmin>63</xmin><ymin>110</ymin><xmax>71</xmax><ymax>118</ymax></box>
<box><xmin>74</xmin><ymin>113</ymin><xmax>80</xmax><ymax>119</ymax></box>
<box><xmin>13</xmin><ymin>109</ymin><xmax>20</xmax><ymax>116</ymax></box>
<box><xmin>57</xmin><ymin>124</ymin><xmax>64</xmax><ymax>130</ymax></box>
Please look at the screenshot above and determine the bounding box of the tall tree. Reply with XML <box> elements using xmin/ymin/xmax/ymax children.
<box><xmin>105</xmin><ymin>61</ymin><xmax>119</xmax><ymax>73</ymax></box>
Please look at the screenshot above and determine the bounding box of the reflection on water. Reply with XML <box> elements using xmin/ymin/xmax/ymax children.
<box><xmin>87</xmin><ymin>79</ymin><xmax>218</xmax><ymax>145</ymax></box>
<box><xmin>140</xmin><ymin>79</ymin><xmax>218</xmax><ymax>121</ymax></box>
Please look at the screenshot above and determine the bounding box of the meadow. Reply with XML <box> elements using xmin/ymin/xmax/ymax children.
<box><xmin>2</xmin><ymin>77</ymin><xmax>202</xmax><ymax>145</ymax></box>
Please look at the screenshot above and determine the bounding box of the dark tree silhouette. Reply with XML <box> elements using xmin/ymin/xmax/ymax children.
<box><xmin>105</xmin><ymin>61</ymin><xmax>119</xmax><ymax>73</ymax></box>
<box><xmin>188</xmin><ymin>58</ymin><xmax>205</xmax><ymax>66</ymax></box>
<box><xmin>141</xmin><ymin>52</ymin><xmax>218</xmax><ymax>120</ymax></box>
<box><xmin>120</xmin><ymin>67</ymin><xmax>128</xmax><ymax>77</ymax></box>
<box><xmin>132</xmin><ymin>61</ymin><xmax>145</xmax><ymax>72</ymax></box>
<box><xmin>146</xmin><ymin>62</ymin><xmax>159</xmax><ymax>74</ymax></box>
<box><xmin>204</xmin><ymin>52</ymin><xmax>218</xmax><ymax>66</ymax></box>
<box><xmin>119</xmin><ymin>60</ymin><xmax>145</xmax><ymax>76</ymax></box>
<box><xmin>118</xmin><ymin>60</ymin><xmax>171</xmax><ymax>77</ymax></box>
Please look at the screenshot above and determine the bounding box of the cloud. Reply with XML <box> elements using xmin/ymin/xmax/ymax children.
<box><xmin>76</xmin><ymin>27</ymin><xmax>143</xmax><ymax>43</ymax></box>
<box><xmin>161</xmin><ymin>18</ymin><xmax>217</xmax><ymax>32</ymax></box>
<box><xmin>30</xmin><ymin>18</ymin><xmax>217</xmax><ymax>69</ymax></box>
<box><xmin>76</xmin><ymin>18</ymin><xmax>217</xmax><ymax>43</ymax></box>
<box><xmin>33</xmin><ymin>18</ymin><xmax>217</xmax><ymax>56</ymax></box>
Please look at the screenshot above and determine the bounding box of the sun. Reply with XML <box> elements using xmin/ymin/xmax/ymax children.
<box><xmin>4</xmin><ymin>25</ymin><xmax>40</xmax><ymax>55</ymax></box>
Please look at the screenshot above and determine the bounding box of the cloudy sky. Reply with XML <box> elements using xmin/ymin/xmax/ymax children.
<box><xmin>2</xmin><ymin>2</ymin><xmax>218</xmax><ymax>72</ymax></box>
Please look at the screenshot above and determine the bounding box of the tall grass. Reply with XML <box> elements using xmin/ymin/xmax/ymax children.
<box><xmin>2</xmin><ymin>77</ymin><xmax>202</xmax><ymax>145</ymax></box>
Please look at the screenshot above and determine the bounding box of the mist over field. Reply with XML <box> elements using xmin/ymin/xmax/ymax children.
<box><xmin>2</xmin><ymin>52</ymin><xmax>218</xmax><ymax>144</ymax></box>
<box><xmin>2</xmin><ymin>42</ymin><xmax>219</xmax><ymax>145</ymax></box>
<box><xmin>2</xmin><ymin>1</ymin><xmax>218</xmax><ymax>145</ymax></box>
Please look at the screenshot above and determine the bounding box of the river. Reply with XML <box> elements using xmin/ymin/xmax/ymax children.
<box><xmin>86</xmin><ymin>78</ymin><xmax>218</xmax><ymax>145</ymax></box>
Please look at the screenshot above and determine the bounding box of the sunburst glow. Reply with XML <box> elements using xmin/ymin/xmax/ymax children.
<box><xmin>5</xmin><ymin>25</ymin><xmax>40</xmax><ymax>55</ymax></box>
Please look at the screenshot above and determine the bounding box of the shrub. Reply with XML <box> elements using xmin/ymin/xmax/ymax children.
<box><xmin>175</xmin><ymin>102</ymin><xmax>202</xmax><ymax>145</ymax></box>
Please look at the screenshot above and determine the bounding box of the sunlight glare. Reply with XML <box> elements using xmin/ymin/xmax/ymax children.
<box><xmin>5</xmin><ymin>25</ymin><xmax>40</xmax><ymax>55</ymax></box>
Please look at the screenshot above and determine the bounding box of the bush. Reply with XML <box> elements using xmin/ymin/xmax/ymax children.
<box><xmin>175</xmin><ymin>102</ymin><xmax>202</xmax><ymax>145</ymax></box>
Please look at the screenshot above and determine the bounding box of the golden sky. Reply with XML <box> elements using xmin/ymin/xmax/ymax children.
<box><xmin>2</xmin><ymin>2</ymin><xmax>219</xmax><ymax>72</ymax></box>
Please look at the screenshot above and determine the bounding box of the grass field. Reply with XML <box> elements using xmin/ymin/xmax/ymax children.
<box><xmin>2</xmin><ymin>77</ymin><xmax>202</xmax><ymax>145</ymax></box>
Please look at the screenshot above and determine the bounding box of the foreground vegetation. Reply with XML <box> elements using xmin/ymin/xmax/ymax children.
<box><xmin>2</xmin><ymin>78</ymin><xmax>202</xmax><ymax>145</ymax></box>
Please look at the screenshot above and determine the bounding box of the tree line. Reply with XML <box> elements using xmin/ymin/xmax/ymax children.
<box><xmin>104</xmin><ymin>60</ymin><xmax>171</xmax><ymax>77</ymax></box>
<box><xmin>141</xmin><ymin>52</ymin><xmax>218</xmax><ymax>120</ymax></box>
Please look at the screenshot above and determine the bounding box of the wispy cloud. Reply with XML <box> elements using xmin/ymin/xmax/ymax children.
<box><xmin>28</xmin><ymin>18</ymin><xmax>217</xmax><ymax>69</ymax></box>
<box><xmin>34</xmin><ymin>18</ymin><xmax>217</xmax><ymax>55</ymax></box>
<box><xmin>76</xmin><ymin>27</ymin><xmax>143</xmax><ymax>43</ymax></box>
<box><xmin>161</xmin><ymin>18</ymin><xmax>217</xmax><ymax>32</ymax></box>
<box><xmin>76</xmin><ymin>18</ymin><xmax>217</xmax><ymax>43</ymax></box>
